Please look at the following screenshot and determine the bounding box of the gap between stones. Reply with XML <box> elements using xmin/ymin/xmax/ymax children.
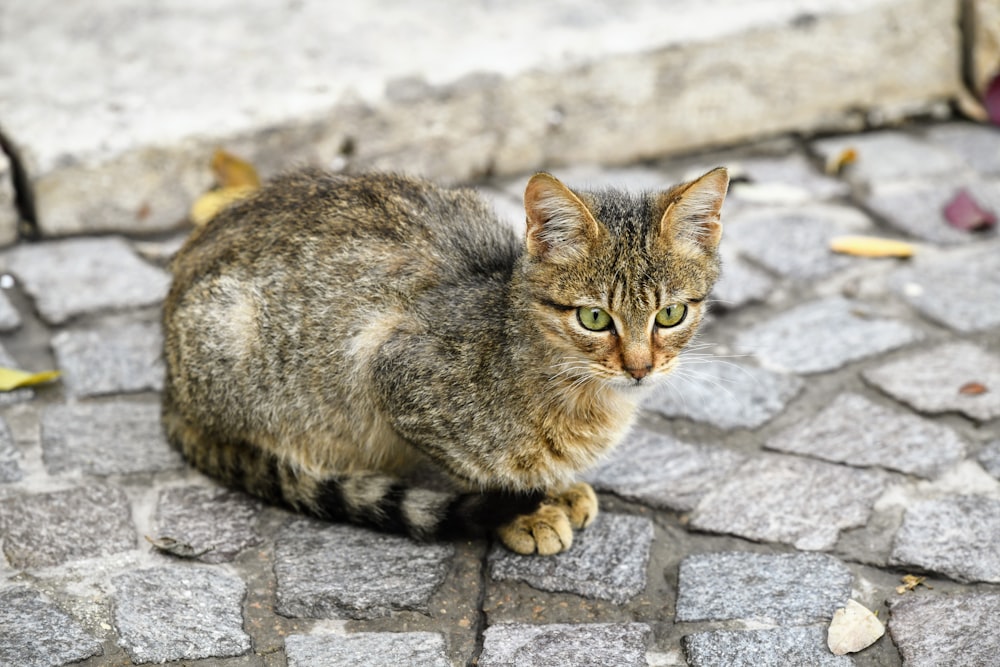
<box><xmin>467</xmin><ymin>540</ymin><xmax>493</xmax><ymax>667</ymax></box>
<box><xmin>0</xmin><ymin>123</ymin><xmax>38</xmax><ymax>241</ymax></box>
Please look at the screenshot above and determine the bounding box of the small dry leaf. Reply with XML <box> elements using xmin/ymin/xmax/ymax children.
<box><xmin>211</xmin><ymin>149</ymin><xmax>261</xmax><ymax>189</ymax></box>
<box><xmin>189</xmin><ymin>185</ymin><xmax>257</xmax><ymax>227</ymax></box>
<box><xmin>827</xmin><ymin>599</ymin><xmax>885</xmax><ymax>655</ymax></box>
<box><xmin>825</xmin><ymin>147</ymin><xmax>857</xmax><ymax>175</ymax></box>
<box><xmin>896</xmin><ymin>574</ymin><xmax>931</xmax><ymax>594</ymax></box>
<box><xmin>145</xmin><ymin>534</ymin><xmax>214</xmax><ymax>559</ymax></box>
<box><xmin>943</xmin><ymin>189</ymin><xmax>997</xmax><ymax>231</ymax></box>
<box><xmin>830</xmin><ymin>235</ymin><xmax>915</xmax><ymax>258</ymax></box>
<box><xmin>959</xmin><ymin>381</ymin><xmax>988</xmax><ymax>395</ymax></box>
<box><xmin>0</xmin><ymin>368</ymin><xmax>60</xmax><ymax>392</ymax></box>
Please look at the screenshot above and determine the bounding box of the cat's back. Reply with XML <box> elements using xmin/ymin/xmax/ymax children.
<box><xmin>170</xmin><ymin>168</ymin><xmax>520</xmax><ymax>297</ymax></box>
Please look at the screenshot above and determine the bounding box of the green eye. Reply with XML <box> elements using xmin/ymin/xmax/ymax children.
<box><xmin>577</xmin><ymin>306</ymin><xmax>613</xmax><ymax>331</ymax></box>
<box><xmin>655</xmin><ymin>304</ymin><xmax>687</xmax><ymax>328</ymax></box>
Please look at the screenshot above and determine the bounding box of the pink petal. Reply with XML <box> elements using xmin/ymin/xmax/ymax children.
<box><xmin>986</xmin><ymin>72</ymin><xmax>1000</xmax><ymax>126</ymax></box>
<box><xmin>943</xmin><ymin>189</ymin><xmax>997</xmax><ymax>231</ymax></box>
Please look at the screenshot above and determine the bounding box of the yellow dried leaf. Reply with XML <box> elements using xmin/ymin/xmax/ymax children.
<box><xmin>896</xmin><ymin>574</ymin><xmax>930</xmax><ymax>594</ymax></box>
<box><xmin>827</xmin><ymin>599</ymin><xmax>885</xmax><ymax>655</ymax></box>
<box><xmin>189</xmin><ymin>185</ymin><xmax>257</xmax><ymax>227</ymax></box>
<box><xmin>0</xmin><ymin>367</ymin><xmax>60</xmax><ymax>392</ymax></box>
<box><xmin>830</xmin><ymin>235</ymin><xmax>915</xmax><ymax>258</ymax></box>
<box><xmin>211</xmin><ymin>149</ymin><xmax>261</xmax><ymax>189</ymax></box>
<box><xmin>825</xmin><ymin>147</ymin><xmax>858</xmax><ymax>175</ymax></box>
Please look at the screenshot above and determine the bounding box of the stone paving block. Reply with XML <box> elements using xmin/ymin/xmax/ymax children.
<box><xmin>979</xmin><ymin>441</ymin><xmax>1000</xmax><ymax>480</ymax></box>
<box><xmin>0</xmin><ymin>417</ymin><xmax>21</xmax><ymax>483</ymax></box>
<box><xmin>925</xmin><ymin>122</ymin><xmax>1000</xmax><ymax>175</ymax></box>
<box><xmin>589</xmin><ymin>429</ymin><xmax>747</xmax><ymax>512</ymax></box>
<box><xmin>1</xmin><ymin>237</ymin><xmax>170</xmax><ymax>324</ymax></box>
<box><xmin>274</xmin><ymin>519</ymin><xmax>453</xmax><ymax>619</ymax></box>
<box><xmin>725</xmin><ymin>204</ymin><xmax>871</xmax><ymax>280</ymax></box>
<box><xmin>813</xmin><ymin>131</ymin><xmax>967</xmax><ymax>183</ymax></box>
<box><xmin>864</xmin><ymin>178</ymin><xmax>1000</xmax><ymax>244</ymax></box>
<box><xmin>0</xmin><ymin>289</ymin><xmax>21</xmax><ymax>331</ymax></box>
<box><xmin>0</xmin><ymin>586</ymin><xmax>103</xmax><ymax>667</ymax></box>
<box><xmin>154</xmin><ymin>486</ymin><xmax>263</xmax><ymax>563</ymax></box>
<box><xmin>889</xmin><ymin>495</ymin><xmax>1000</xmax><ymax>583</ymax></box>
<box><xmin>645</xmin><ymin>358</ymin><xmax>803</xmax><ymax>430</ymax></box>
<box><xmin>727</xmin><ymin>153</ymin><xmax>850</xmax><ymax>204</ymax></box>
<box><xmin>889</xmin><ymin>591</ymin><xmax>1000</xmax><ymax>667</ymax></box>
<box><xmin>112</xmin><ymin>565</ymin><xmax>251</xmax><ymax>663</ymax></box>
<box><xmin>285</xmin><ymin>631</ymin><xmax>450</xmax><ymax>667</ymax></box>
<box><xmin>690</xmin><ymin>454</ymin><xmax>887</xmax><ymax>551</ymax></box>
<box><xmin>890</xmin><ymin>245</ymin><xmax>1000</xmax><ymax>333</ymax></box>
<box><xmin>41</xmin><ymin>400</ymin><xmax>183</xmax><ymax>475</ymax></box>
<box><xmin>51</xmin><ymin>320</ymin><xmax>165</xmax><ymax>397</ymax></box>
<box><xmin>683</xmin><ymin>626</ymin><xmax>851</xmax><ymax>667</ymax></box>
<box><xmin>711</xmin><ymin>253</ymin><xmax>775</xmax><ymax>310</ymax></box>
<box><xmin>0</xmin><ymin>485</ymin><xmax>135</xmax><ymax>569</ymax></box>
<box><xmin>863</xmin><ymin>341</ymin><xmax>1000</xmax><ymax>422</ymax></box>
<box><xmin>676</xmin><ymin>551</ymin><xmax>852</xmax><ymax>624</ymax></box>
<box><xmin>735</xmin><ymin>296</ymin><xmax>922</xmax><ymax>374</ymax></box>
<box><xmin>488</xmin><ymin>513</ymin><xmax>653</xmax><ymax>604</ymax></box>
<box><xmin>479</xmin><ymin>622</ymin><xmax>650</xmax><ymax>667</ymax></box>
<box><xmin>766</xmin><ymin>393</ymin><xmax>965</xmax><ymax>478</ymax></box>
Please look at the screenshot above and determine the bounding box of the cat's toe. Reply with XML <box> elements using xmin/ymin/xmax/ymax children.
<box><xmin>550</xmin><ymin>481</ymin><xmax>599</xmax><ymax>530</ymax></box>
<box><xmin>497</xmin><ymin>504</ymin><xmax>573</xmax><ymax>556</ymax></box>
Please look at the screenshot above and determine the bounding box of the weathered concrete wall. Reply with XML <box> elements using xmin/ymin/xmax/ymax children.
<box><xmin>0</xmin><ymin>0</ymin><xmax>969</xmax><ymax>238</ymax></box>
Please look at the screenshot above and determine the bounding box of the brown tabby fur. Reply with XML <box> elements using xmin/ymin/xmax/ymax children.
<box><xmin>162</xmin><ymin>166</ymin><xmax>728</xmax><ymax>555</ymax></box>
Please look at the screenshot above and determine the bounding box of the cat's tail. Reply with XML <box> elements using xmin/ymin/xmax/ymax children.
<box><xmin>163</xmin><ymin>409</ymin><xmax>543</xmax><ymax>542</ymax></box>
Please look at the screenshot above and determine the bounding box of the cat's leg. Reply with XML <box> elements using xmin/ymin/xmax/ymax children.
<box><xmin>496</xmin><ymin>481</ymin><xmax>599</xmax><ymax>555</ymax></box>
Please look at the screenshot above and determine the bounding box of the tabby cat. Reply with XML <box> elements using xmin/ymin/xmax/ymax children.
<box><xmin>162</xmin><ymin>166</ymin><xmax>728</xmax><ymax>555</ymax></box>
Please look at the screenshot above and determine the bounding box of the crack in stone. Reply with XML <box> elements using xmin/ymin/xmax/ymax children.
<box><xmin>0</xmin><ymin>123</ymin><xmax>38</xmax><ymax>240</ymax></box>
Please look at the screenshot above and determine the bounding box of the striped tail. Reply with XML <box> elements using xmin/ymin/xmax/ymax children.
<box><xmin>163</xmin><ymin>409</ymin><xmax>543</xmax><ymax>542</ymax></box>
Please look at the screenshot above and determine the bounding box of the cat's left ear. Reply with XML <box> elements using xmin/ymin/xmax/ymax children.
<box><xmin>658</xmin><ymin>167</ymin><xmax>729</xmax><ymax>253</ymax></box>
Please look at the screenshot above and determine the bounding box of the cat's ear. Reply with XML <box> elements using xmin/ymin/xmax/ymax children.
<box><xmin>658</xmin><ymin>167</ymin><xmax>729</xmax><ymax>253</ymax></box>
<box><xmin>524</xmin><ymin>173</ymin><xmax>601</xmax><ymax>263</ymax></box>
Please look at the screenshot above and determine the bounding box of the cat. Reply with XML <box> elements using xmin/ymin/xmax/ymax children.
<box><xmin>162</xmin><ymin>166</ymin><xmax>728</xmax><ymax>555</ymax></box>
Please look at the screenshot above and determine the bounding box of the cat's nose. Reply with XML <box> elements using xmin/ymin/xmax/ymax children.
<box><xmin>626</xmin><ymin>365</ymin><xmax>652</xmax><ymax>380</ymax></box>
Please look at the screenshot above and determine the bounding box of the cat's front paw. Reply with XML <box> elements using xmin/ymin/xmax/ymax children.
<box><xmin>497</xmin><ymin>504</ymin><xmax>573</xmax><ymax>556</ymax></box>
<box><xmin>548</xmin><ymin>481</ymin><xmax>598</xmax><ymax>529</ymax></box>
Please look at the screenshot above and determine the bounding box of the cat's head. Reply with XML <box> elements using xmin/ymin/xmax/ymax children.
<box><xmin>519</xmin><ymin>168</ymin><xmax>728</xmax><ymax>392</ymax></box>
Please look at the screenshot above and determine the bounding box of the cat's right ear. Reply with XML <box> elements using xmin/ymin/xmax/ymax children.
<box><xmin>524</xmin><ymin>173</ymin><xmax>601</xmax><ymax>263</ymax></box>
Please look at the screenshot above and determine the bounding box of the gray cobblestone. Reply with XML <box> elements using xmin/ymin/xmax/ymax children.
<box><xmin>979</xmin><ymin>441</ymin><xmax>1000</xmax><ymax>480</ymax></box>
<box><xmin>589</xmin><ymin>429</ymin><xmax>747</xmax><ymax>512</ymax></box>
<box><xmin>479</xmin><ymin>622</ymin><xmax>650</xmax><ymax>667</ymax></box>
<box><xmin>890</xmin><ymin>245</ymin><xmax>1000</xmax><ymax>333</ymax></box>
<box><xmin>154</xmin><ymin>486</ymin><xmax>263</xmax><ymax>563</ymax></box>
<box><xmin>41</xmin><ymin>400</ymin><xmax>183</xmax><ymax>475</ymax></box>
<box><xmin>0</xmin><ymin>586</ymin><xmax>103</xmax><ymax>667</ymax></box>
<box><xmin>51</xmin><ymin>320</ymin><xmax>164</xmax><ymax>397</ymax></box>
<box><xmin>864</xmin><ymin>178</ymin><xmax>1000</xmax><ymax>244</ymax></box>
<box><xmin>645</xmin><ymin>358</ymin><xmax>803</xmax><ymax>429</ymax></box>
<box><xmin>863</xmin><ymin>341</ymin><xmax>1000</xmax><ymax>422</ymax></box>
<box><xmin>1</xmin><ymin>237</ymin><xmax>170</xmax><ymax>324</ymax></box>
<box><xmin>766</xmin><ymin>392</ymin><xmax>966</xmax><ymax>478</ymax></box>
<box><xmin>729</xmin><ymin>153</ymin><xmax>850</xmax><ymax>202</ymax></box>
<box><xmin>489</xmin><ymin>513</ymin><xmax>653</xmax><ymax>604</ymax></box>
<box><xmin>925</xmin><ymin>122</ymin><xmax>1000</xmax><ymax>175</ymax></box>
<box><xmin>889</xmin><ymin>591</ymin><xmax>1000</xmax><ymax>667</ymax></box>
<box><xmin>0</xmin><ymin>485</ymin><xmax>135</xmax><ymax>569</ymax></box>
<box><xmin>711</xmin><ymin>254</ymin><xmax>775</xmax><ymax>310</ymax></box>
<box><xmin>725</xmin><ymin>204</ymin><xmax>871</xmax><ymax>280</ymax></box>
<box><xmin>813</xmin><ymin>131</ymin><xmax>967</xmax><ymax>183</ymax></box>
<box><xmin>690</xmin><ymin>454</ymin><xmax>887</xmax><ymax>550</ymax></box>
<box><xmin>112</xmin><ymin>565</ymin><xmax>251</xmax><ymax>663</ymax></box>
<box><xmin>736</xmin><ymin>296</ymin><xmax>922</xmax><ymax>374</ymax></box>
<box><xmin>285</xmin><ymin>632</ymin><xmax>450</xmax><ymax>667</ymax></box>
<box><xmin>675</xmin><ymin>552</ymin><xmax>852</xmax><ymax>624</ymax></box>
<box><xmin>683</xmin><ymin>626</ymin><xmax>851</xmax><ymax>667</ymax></box>
<box><xmin>0</xmin><ymin>289</ymin><xmax>21</xmax><ymax>332</ymax></box>
<box><xmin>889</xmin><ymin>495</ymin><xmax>1000</xmax><ymax>583</ymax></box>
<box><xmin>274</xmin><ymin>519</ymin><xmax>453</xmax><ymax>619</ymax></box>
<box><xmin>0</xmin><ymin>417</ymin><xmax>21</xmax><ymax>483</ymax></box>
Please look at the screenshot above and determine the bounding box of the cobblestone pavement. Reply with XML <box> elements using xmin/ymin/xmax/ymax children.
<box><xmin>1</xmin><ymin>122</ymin><xmax>999</xmax><ymax>666</ymax></box>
